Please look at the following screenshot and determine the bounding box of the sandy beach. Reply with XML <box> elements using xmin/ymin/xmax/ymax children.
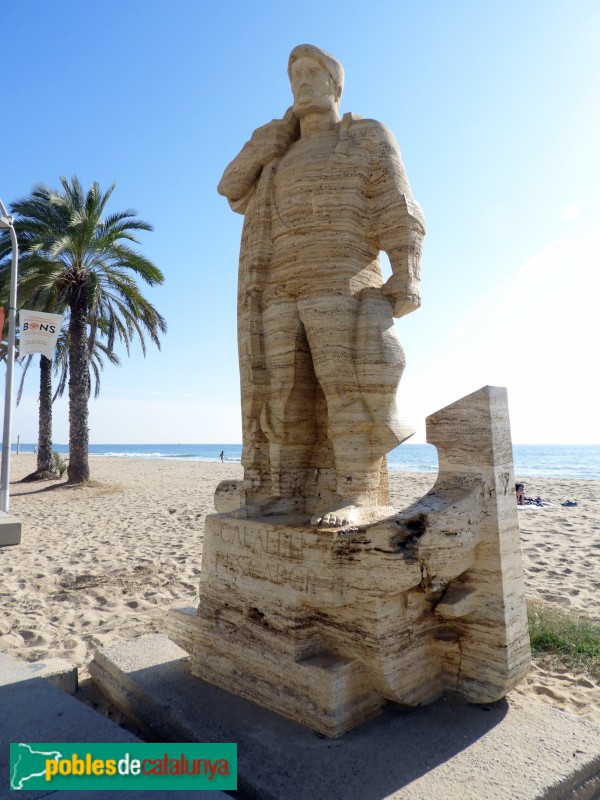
<box><xmin>1</xmin><ymin>454</ymin><xmax>599</xmax><ymax>726</ymax></box>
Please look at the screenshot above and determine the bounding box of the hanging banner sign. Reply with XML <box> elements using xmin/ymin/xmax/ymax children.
<box><xmin>18</xmin><ymin>310</ymin><xmax>64</xmax><ymax>360</ymax></box>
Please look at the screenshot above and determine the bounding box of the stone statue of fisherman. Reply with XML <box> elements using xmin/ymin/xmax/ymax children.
<box><xmin>218</xmin><ymin>44</ymin><xmax>425</xmax><ymax>526</ymax></box>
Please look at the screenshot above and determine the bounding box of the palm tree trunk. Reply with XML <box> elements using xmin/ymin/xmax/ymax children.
<box><xmin>37</xmin><ymin>355</ymin><xmax>53</xmax><ymax>473</ymax></box>
<box><xmin>67</xmin><ymin>290</ymin><xmax>90</xmax><ymax>483</ymax></box>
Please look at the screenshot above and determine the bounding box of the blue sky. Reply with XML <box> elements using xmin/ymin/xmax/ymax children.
<box><xmin>1</xmin><ymin>0</ymin><xmax>598</xmax><ymax>444</ymax></box>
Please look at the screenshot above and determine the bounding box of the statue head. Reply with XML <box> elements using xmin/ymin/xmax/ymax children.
<box><xmin>287</xmin><ymin>44</ymin><xmax>344</xmax><ymax>119</ymax></box>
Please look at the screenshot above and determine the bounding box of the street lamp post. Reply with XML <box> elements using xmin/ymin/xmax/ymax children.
<box><xmin>0</xmin><ymin>196</ymin><xmax>19</xmax><ymax>513</ymax></box>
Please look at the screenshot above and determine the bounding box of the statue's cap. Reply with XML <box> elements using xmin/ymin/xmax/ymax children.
<box><xmin>288</xmin><ymin>44</ymin><xmax>344</xmax><ymax>97</ymax></box>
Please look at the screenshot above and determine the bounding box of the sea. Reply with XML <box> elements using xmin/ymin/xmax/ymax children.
<box><xmin>16</xmin><ymin>443</ymin><xmax>600</xmax><ymax>481</ymax></box>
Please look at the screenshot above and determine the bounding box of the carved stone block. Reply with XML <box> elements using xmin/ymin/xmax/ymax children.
<box><xmin>168</xmin><ymin>386</ymin><xmax>531</xmax><ymax>737</ymax></box>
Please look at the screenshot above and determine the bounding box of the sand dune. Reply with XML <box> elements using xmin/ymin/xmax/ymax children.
<box><xmin>1</xmin><ymin>455</ymin><xmax>598</xmax><ymax>726</ymax></box>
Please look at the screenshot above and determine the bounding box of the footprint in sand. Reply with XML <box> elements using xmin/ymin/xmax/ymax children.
<box><xmin>539</xmin><ymin>592</ymin><xmax>571</xmax><ymax>606</ymax></box>
<box><xmin>534</xmin><ymin>685</ymin><xmax>561</xmax><ymax>700</ymax></box>
<box><xmin>576</xmin><ymin>678</ymin><xmax>597</xmax><ymax>689</ymax></box>
<box><xmin>19</xmin><ymin>631</ymin><xmax>47</xmax><ymax>647</ymax></box>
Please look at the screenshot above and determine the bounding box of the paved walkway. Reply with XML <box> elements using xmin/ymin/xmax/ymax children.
<box><xmin>0</xmin><ymin>652</ymin><xmax>228</xmax><ymax>799</ymax></box>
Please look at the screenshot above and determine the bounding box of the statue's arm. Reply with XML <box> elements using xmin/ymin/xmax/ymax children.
<box><xmin>365</xmin><ymin>121</ymin><xmax>426</xmax><ymax>318</ymax></box>
<box><xmin>217</xmin><ymin>112</ymin><xmax>298</xmax><ymax>214</ymax></box>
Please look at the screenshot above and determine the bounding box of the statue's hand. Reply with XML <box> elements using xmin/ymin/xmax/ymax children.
<box><xmin>393</xmin><ymin>292</ymin><xmax>421</xmax><ymax>318</ymax></box>
<box><xmin>381</xmin><ymin>276</ymin><xmax>421</xmax><ymax>318</ymax></box>
<box><xmin>250</xmin><ymin>116</ymin><xmax>296</xmax><ymax>166</ymax></box>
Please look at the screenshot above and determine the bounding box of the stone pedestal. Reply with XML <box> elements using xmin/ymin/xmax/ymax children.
<box><xmin>168</xmin><ymin>386</ymin><xmax>531</xmax><ymax>737</ymax></box>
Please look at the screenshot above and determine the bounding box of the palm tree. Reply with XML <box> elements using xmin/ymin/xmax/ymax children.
<box><xmin>0</xmin><ymin>177</ymin><xmax>166</xmax><ymax>483</ymax></box>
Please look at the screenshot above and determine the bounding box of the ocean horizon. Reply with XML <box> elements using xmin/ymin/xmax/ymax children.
<box><xmin>13</xmin><ymin>442</ymin><xmax>600</xmax><ymax>481</ymax></box>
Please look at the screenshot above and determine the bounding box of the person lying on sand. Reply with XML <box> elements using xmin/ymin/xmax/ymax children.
<box><xmin>522</xmin><ymin>495</ymin><xmax>554</xmax><ymax>507</ymax></box>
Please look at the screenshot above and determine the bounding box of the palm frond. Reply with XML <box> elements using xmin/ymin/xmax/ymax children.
<box><xmin>16</xmin><ymin>354</ymin><xmax>34</xmax><ymax>405</ymax></box>
<box><xmin>3</xmin><ymin>176</ymin><xmax>166</xmax><ymax>422</ymax></box>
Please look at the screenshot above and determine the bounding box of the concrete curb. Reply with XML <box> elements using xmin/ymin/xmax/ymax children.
<box><xmin>91</xmin><ymin>634</ymin><xmax>600</xmax><ymax>800</ymax></box>
<box><xmin>0</xmin><ymin>510</ymin><xmax>21</xmax><ymax>546</ymax></box>
<box><xmin>0</xmin><ymin>652</ymin><xmax>228</xmax><ymax>799</ymax></box>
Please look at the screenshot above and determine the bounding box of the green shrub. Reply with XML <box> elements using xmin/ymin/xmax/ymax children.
<box><xmin>528</xmin><ymin>601</ymin><xmax>600</xmax><ymax>681</ymax></box>
<box><xmin>52</xmin><ymin>451</ymin><xmax>68</xmax><ymax>478</ymax></box>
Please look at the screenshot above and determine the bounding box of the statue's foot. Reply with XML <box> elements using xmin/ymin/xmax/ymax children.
<box><xmin>311</xmin><ymin>504</ymin><xmax>360</xmax><ymax>527</ymax></box>
<box><xmin>229</xmin><ymin>503</ymin><xmax>263</xmax><ymax>519</ymax></box>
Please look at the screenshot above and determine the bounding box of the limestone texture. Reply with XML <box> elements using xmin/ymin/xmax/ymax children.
<box><xmin>169</xmin><ymin>45</ymin><xmax>530</xmax><ymax>737</ymax></box>
<box><xmin>172</xmin><ymin>386</ymin><xmax>531</xmax><ymax>736</ymax></box>
<box><xmin>216</xmin><ymin>43</ymin><xmax>425</xmax><ymax>527</ymax></box>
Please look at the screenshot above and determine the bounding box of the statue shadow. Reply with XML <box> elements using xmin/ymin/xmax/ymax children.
<box><xmin>231</xmin><ymin>689</ymin><xmax>511</xmax><ymax>799</ymax></box>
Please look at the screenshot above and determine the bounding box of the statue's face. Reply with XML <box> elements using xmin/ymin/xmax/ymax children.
<box><xmin>290</xmin><ymin>57</ymin><xmax>337</xmax><ymax>117</ymax></box>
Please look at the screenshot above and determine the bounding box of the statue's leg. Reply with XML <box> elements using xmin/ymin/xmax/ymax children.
<box><xmin>238</xmin><ymin>289</ymin><xmax>270</xmax><ymax>490</ymax></box>
<box><xmin>260</xmin><ymin>295</ymin><xmax>318</xmax><ymax>506</ymax></box>
<box><xmin>299</xmin><ymin>294</ymin><xmax>387</xmax><ymax>524</ymax></box>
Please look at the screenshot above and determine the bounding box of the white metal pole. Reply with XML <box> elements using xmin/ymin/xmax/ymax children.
<box><xmin>0</xmin><ymin>199</ymin><xmax>19</xmax><ymax>513</ymax></box>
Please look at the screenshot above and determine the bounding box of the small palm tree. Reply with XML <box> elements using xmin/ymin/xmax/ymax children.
<box><xmin>16</xmin><ymin>325</ymin><xmax>120</xmax><ymax>480</ymax></box>
<box><xmin>0</xmin><ymin>289</ymin><xmax>56</xmax><ymax>477</ymax></box>
<box><xmin>52</xmin><ymin>323</ymin><xmax>121</xmax><ymax>401</ymax></box>
<box><xmin>0</xmin><ymin>177</ymin><xmax>166</xmax><ymax>483</ymax></box>
<box><xmin>16</xmin><ymin>353</ymin><xmax>55</xmax><ymax>477</ymax></box>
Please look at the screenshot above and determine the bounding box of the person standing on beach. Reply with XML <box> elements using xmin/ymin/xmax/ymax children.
<box><xmin>218</xmin><ymin>44</ymin><xmax>425</xmax><ymax>526</ymax></box>
<box><xmin>219</xmin><ymin>451</ymin><xmax>225</xmax><ymax>463</ymax></box>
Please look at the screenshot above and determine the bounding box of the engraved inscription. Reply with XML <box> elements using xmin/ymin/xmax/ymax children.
<box><xmin>215</xmin><ymin>550</ymin><xmax>329</xmax><ymax>594</ymax></box>
<box><xmin>219</xmin><ymin>522</ymin><xmax>304</xmax><ymax>560</ymax></box>
<box><xmin>210</xmin><ymin>521</ymin><xmax>347</xmax><ymax>595</ymax></box>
